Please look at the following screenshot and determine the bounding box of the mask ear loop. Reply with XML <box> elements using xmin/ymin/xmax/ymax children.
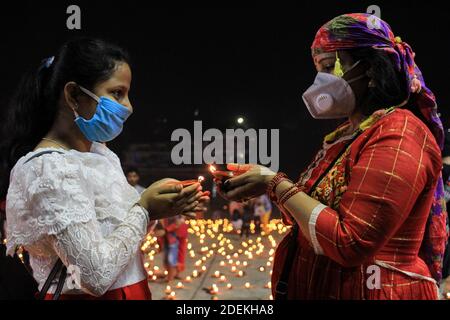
<box><xmin>347</xmin><ymin>73</ymin><xmax>368</xmax><ymax>84</ymax></box>
<box><xmin>78</xmin><ymin>85</ymin><xmax>101</xmax><ymax>103</ymax></box>
<box><xmin>72</xmin><ymin>103</ymin><xmax>80</xmax><ymax>118</ymax></box>
<box><xmin>72</xmin><ymin>85</ymin><xmax>100</xmax><ymax>119</ymax></box>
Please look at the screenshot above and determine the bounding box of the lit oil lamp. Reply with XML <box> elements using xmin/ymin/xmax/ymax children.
<box><xmin>209</xmin><ymin>165</ymin><xmax>234</xmax><ymax>179</ymax></box>
<box><xmin>185</xmin><ymin>276</ymin><xmax>192</xmax><ymax>282</ymax></box>
<box><xmin>210</xmin><ymin>284</ymin><xmax>219</xmax><ymax>294</ymax></box>
<box><xmin>176</xmin><ymin>282</ymin><xmax>184</xmax><ymax>289</ymax></box>
<box><xmin>219</xmin><ymin>275</ymin><xmax>227</xmax><ymax>282</ymax></box>
<box><xmin>167</xmin><ymin>291</ymin><xmax>176</xmax><ymax>300</ymax></box>
<box><xmin>209</xmin><ymin>165</ymin><xmax>234</xmax><ymax>192</ymax></box>
<box><xmin>245</xmin><ymin>282</ymin><xmax>251</xmax><ymax>289</ymax></box>
<box><xmin>213</xmin><ymin>270</ymin><xmax>221</xmax><ymax>278</ymax></box>
<box><xmin>227</xmin><ymin>283</ymin><xmax>233</xmax><ymax>289</ymax></box>
<box><xmin>165</xmin><ymin>285</ymin><xmax>172</xmax><ymax>294</ymax></box>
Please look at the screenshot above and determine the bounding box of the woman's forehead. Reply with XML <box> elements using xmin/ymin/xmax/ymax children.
<box><xmin>99</xmin><ymin>63</ymin><xmax>132</xmax><ymax>88</ymax></box>
<box><xmin>111</xmin><ymin>63</ymin><xmax>132</xmax><ymax>83</ymax></box>
<box><xmin>313</xmin><ymin>52</ymin><xmax>336</xmax><ymax>66</ymax></box>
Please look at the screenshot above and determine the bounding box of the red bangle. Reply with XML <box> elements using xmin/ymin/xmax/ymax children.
<box><xmin>279</xmin><ymin>188</ymin><xmax>298</xmax><ymax>205</ymax></box>
<box><xmin>277</xmin><ymin>185</ymin><xmax>296</xmax><ymax>203</ymax></box>
<box><xmin>266</xmin><ymin>172</ymin><xmax>290</xmax><ymax>201</ymax></box>
<box><xmin>279</xmin><ymin>186</ymin><xmax>304</xmax><ymax>206</ymax></box>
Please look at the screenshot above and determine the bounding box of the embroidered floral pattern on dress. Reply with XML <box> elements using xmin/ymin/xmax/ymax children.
<box><xmin>5</xmin><ymin>143</ymin><xmax>148</xmax><ymax>296</ymax></box>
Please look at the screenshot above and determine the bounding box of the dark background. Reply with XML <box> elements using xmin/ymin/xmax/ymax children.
<box><xmin>1</xmin><ymin>0</ymin><xmax>449</xmax><ymax>182</ymax></box>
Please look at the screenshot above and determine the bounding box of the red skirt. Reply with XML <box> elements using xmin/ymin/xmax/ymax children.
<box><xmin>272</xmin><ymin>231</ymin><xmax>438</xmax><ymax>300</ymax></box>
<box><xmin>44</xmin><ymin>279</ymin><xmax>151</xmax><ymax>300</ymax></box>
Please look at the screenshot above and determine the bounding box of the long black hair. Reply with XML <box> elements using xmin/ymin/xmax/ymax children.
<box><xmin>348</xmin><ymin>47</ymin><xmax>411</xmax><ymax>116</ymax></box>
<box><xmin>0</xmin><ymin>38</ymin><xmax>130</xmax><ymax>199</ymax></box>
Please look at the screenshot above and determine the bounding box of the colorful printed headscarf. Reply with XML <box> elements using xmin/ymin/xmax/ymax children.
<box><xmin>311</xmin><ymin>13</ymin><xmax>448</xmax><ymax>282</ymax></box>
<box><xmin>311</xmin><ymin>13</ymin><xmax>443</xmax><ymax>149</ymax></box>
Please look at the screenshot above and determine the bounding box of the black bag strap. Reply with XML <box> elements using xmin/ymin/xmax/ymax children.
<box><xmin>37</xmin><ymin>259</ymin><xmax>66</xmax><ymax>300</ymax></box>
<box><xmin>52</xmin><ymin>264</ymin><xmax>68</xmax><ymax>300</ymax></box>
<box><xmin>275</xmin><ymin>132</ymin><xmax>362</xmax><ymax>300</ymax></box>
<box><xmin>274</xmin><ymin>225</ymin><xmax>298</xmax><ymax>300</ymax></box>
<box><xmin>23</xmin><ymin>149</ymin><xmax>68</xmax><ymax>300</ymax></box>
<box><xmin>23</xmin><ymin>149</ymin><xmax>64</xmax><ymax>164</ymax></box>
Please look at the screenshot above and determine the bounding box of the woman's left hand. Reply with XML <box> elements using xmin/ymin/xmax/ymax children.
<box><xmin>182</xmin><ymin>190</ymin><xmax>211</xmax><ymax>218</ymax></box>
<box><xmin>215</xmin><ymin>163</ymin><xmax>276</xmax><ymax>201</ymax></box>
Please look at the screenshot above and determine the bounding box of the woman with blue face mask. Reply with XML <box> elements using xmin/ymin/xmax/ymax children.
<box><xmin>0</xmin><ymin>38</ymin><xmax>209</xmax><ymax>300</ymax></box>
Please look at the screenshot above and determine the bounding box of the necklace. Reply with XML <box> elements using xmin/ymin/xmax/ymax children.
<box><xmin>42</xmin><ymin>138</ymin><xmax>70</xmax><ymax>150</ymax></box>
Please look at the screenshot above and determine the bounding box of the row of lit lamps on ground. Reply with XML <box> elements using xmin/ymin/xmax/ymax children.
<box><xmin>141</xmin><ymin>218</ymin><xmax>288</xmax><ymax>300</ymax></box>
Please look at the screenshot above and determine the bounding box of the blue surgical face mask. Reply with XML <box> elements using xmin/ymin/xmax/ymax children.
<box><xmin>74</xmin><ymin>85</ymin><xmax>132</xmax><ymax>142</ymax></box>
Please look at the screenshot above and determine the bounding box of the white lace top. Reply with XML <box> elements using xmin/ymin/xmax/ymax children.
<box><xmin>5</xmin><ymin>142</ymin><xmax>149</xmax><ymax>296</ymax></box>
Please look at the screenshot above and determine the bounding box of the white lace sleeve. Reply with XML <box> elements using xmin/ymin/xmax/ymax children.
<box><xmin>6</xmin><ymin>152</ymin><xmax>96</xmax><ymax>253</ymax></box>
<box><xmin>51</xmin><ymin>204</ymin><xmax>149</xmax><ymax>297</ymax></box>
<box><xmin>6</xmin><ymin>152</ymin><xmax>149</xmax><ymax>296</ymax></box>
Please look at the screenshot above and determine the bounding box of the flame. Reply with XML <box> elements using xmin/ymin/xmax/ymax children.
<box><xmin>198</xmin><ymin>176</ymin><xmax>205</xmax><ymax>183</ymax></box>
<box><xmin>209</xmin><ymin>165</ymin><xmax>216</xmax><ymax>173</ymax></box>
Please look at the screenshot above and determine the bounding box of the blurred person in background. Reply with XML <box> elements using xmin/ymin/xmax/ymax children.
<box><xmin>229</xmin><ymin>201</ymin><xmax>243</xmax><ymax>234</ymax></box>
<box><xmin>175</xmin><ymin>216</ymin><xmax>189</xmax><ymax>280</ymax></box>
<box><xmin>441</xmin><ymin>129</ymin><xmax>450</xmax><ymax>297</ymax></box>
<box><xmin>161</xmin><ymin>216</ymin><xmax>183</xmax><ymax>284</ymax></box>
<box><xmin>254</xmin><ymin>194</ymin><xmax>272</xmax><ymax>233</ymax></box>
<box><xmin>125</xmin><ymin>166</ymin><xmax>145</xmax><ymax>194</ymax></box>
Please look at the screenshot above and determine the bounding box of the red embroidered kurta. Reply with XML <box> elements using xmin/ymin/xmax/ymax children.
<box><xmin>272</xmin><ymin>109</ymin><xmax>445</xmax><ymax>299</ymax></box>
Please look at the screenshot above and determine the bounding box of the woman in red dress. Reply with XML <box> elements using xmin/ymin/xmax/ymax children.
<box><xmin>215</xmin><ymin>13</ymin><xmax>448</xmax><ymax>299</ymax></box>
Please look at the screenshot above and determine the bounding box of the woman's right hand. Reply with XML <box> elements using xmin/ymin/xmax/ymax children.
<box><xmin>138</xmin><ymin>178</ymin><xmax>203</xmax><ymax>220</ymax></box>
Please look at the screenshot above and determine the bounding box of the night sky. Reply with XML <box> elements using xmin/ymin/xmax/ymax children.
<box><xmin>1</xmin><ymin>0</ymin><xmax>449</xmax><ymax>180</ymax></box>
